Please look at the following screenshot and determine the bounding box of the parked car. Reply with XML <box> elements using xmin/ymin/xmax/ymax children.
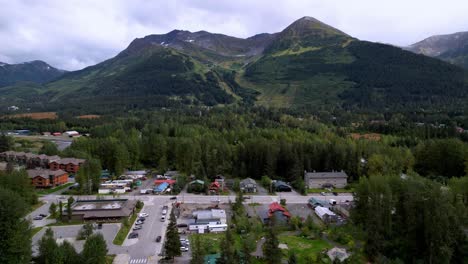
<box><xmin>39</xmin><ymin>213</ymin><xmax>47</xmax><ymax>217</ymax></box>
<box><xmin>332</xmin><ymin>192</ymin><xmax>338</xmax><ymax>196</ymax></box>
<box><xmin>137</xmin><ymin>217</ymin><xmax>146</xmax><ymax>222</ymax></box>
<box><xmin>156</xmin><ymin>236</ymin><xmax>162</xmax><ymax>242</ymax></box>
<box><xmin>135</xmin><ymin>220</ymin><xmax>144</xmax><ymax>225</ymax></box>
<box><xmin>160</xmin><ymin>216</ymin><xmax>166</xmax><ymax>222</ymax></box>
<box><xmin>33</xmin><ymin>215</ymin><xmax>43</xmax><ymax>220</ymax></box>
<box><xmin>139</xmin><ymin>213</ymin><xmax>149</xmax><ymax>218</ymax></box>
<box><xmin>170</xmin><ymin>196</ymin><xmax>177</xmax><ymax>200</ymax></box>
<box><xmin>133</xmin><ymin>226</ymin><xmax>143</xmax><ymax>231</ymax></box>
<box><xmin>128</xmin><ymin>232</ymin><xmax>139</xmax><ymax>239</ymax></box>
<box><xmin>97</xmin><ymin>223</ymin><xmax>103</xmax><ymax>229</ymax></box>
<box><xmin>320</xmin><ymin>192</ymin><xmax>327</xmax><ymax>196</ymax></box>
<box><xmin>177</xmin><ymin>223</ymin><xmax>188</xmax><ymax>228</ymax></box>
<box><xmin>180</xmin><ymin>246</ymin><xmax>189</xmax><ymax>252</ymax></box>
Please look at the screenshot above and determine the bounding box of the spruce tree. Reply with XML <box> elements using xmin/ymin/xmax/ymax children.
<box><xmin>190</xmin><ymin>234</ymin><xmax>204</xmax><ymax>264</ymax></box>
<box><xmin>60</xmin><ymin>240</ymin><xmax>79</xmax><ymax>264</ymax></box>
<box><xmin>217</xmin><ymin>227</ymin><xmax>235</xmax><ymax>264</ymax></box>
<box><xmin>81</xmin><ymin>233</ymin><xmax>108</xmax><ymax>264</ymax></box>
<box><xmin>263</xmin><ymin>226</ymin><xmax>281</xmax><ymax>264</ymax></box>
<box><xmin>67</xmin><ymin>196</ymin><xmax>74</xmax><ymax>222</ymax></box>
<box><xmin>58</xmin><ymin>201</ymin><xmax>63</xmax><ymax>221</ymax></box>
<box><xmin>49</xmin><ymin>202</ymin><xmax>57</xmax><ymax>218</ymax></box>
<box><xmin>37</xmin><ymin>228</ymin><xmax>63</xmax><ymax>264</ymax></box>
<box><xmin>0</xmin><ymin>187</ymin><xmax>31</xmax><ymax>264</ymax></box>
<box><xmin>164</xmin><ymin>209</ymin><xmax>181</xmax><ymax>260</ymax></box>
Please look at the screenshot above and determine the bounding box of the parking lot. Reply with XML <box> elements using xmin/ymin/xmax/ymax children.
<box><xmin>31</xmin><ymin>223</ymin><xmax>120</xmax><ymax>256</ymax></box>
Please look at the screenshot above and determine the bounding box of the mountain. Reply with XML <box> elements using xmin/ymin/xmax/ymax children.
<box><xmin>406</xmin><ymin>32</ymin><xmax>468</xmax><ymax>69</ymax></box>
<box><xmin>1</xmin><ymin>17</ymin><xmax>468</xmax><ymax>114</ymax></box>
<box><xmin>0</xmin><ymin>60</ymin><xmax>65</xmax><ymax>87</ymax></box>
<box><xmin>241</xmin><ymin>17</ymin><xmax>468</xmax><ymax>110</ymax></box>
<box><xmin>126</xmin><ymin>30</ymin><xmax>277</xmax><ymax>58</ymax></box>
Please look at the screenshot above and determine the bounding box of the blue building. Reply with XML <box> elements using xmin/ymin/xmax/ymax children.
<box><xmin>153</xmin><ymin>182</ymin><xmax>169</xmax><ymax>194</ymax></box>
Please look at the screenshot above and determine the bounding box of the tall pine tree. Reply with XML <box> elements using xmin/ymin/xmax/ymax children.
<box><xmin>81</xmin><ymin>233</ymin><xmax>108</xmax><ymax>264</ymax></box>
<box><xmin>164</xmin><ymin>209</ymin><xmax>181</xmax><ymax>261</ymax></box>
<box><xmin>263</xmin><ymin>226</ymin><xmax>281</xmax><ymax>264</ymax></box>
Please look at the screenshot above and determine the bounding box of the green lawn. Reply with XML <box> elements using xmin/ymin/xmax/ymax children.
<box><xmin>105</xmin><ymin>255</ymin><xmax>115</xmax><ymax>264</ymax></box>
<box><xmin>47</xmin><ymin>220</ymin><xmax>84</xmax><ymax>226</ymax></box>
<box><xmin>29</xmin><ymin>200</ymin><xmax>46</xmax><ymax>213</ymax></box>
<box><xmin>278</xmin><ymin>234</ymin><xmax>331</xmax><ymax>262</ymax></box>
<box><xmin>37</xmin><ymin>183</ymin><xmax>74</xmax><ymax>195</ymax></box>
<box><xmin>31</xmin><ymin>226</ymin><xmax>43</xmax><ymax>237</ymax></box>
<box><xmin>113</xmin><ymin>207</ymin><xmax>142</xmax><ymax>245</ymax></box>
<box><xmin>189</xmin><ymin>233</ymin><xmax>224</xmax><ymax>254</ymax></box>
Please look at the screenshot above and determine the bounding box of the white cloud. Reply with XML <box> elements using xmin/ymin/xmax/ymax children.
<box><xmin>0</xmin><ymin>0</ymin><xmax>466</xmax><ymax>70</ymax></box>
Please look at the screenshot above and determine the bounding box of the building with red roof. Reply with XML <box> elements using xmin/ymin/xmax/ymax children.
<box><xmin>154</xmin><ymin>179</ymin><xmax>176</xmax><ymax>185</ymax></box>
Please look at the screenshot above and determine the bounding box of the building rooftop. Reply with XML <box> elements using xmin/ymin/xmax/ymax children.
<box><xmin>27</xmin><ymin>169</ymin><xmax>67</xmax><ymax>179</ymax></box>
<box><xmin>71</xmin><ymin>199</ymin><xmax>136</xmax><ymax>219</ymax></box>
<box><xmin>305</xmin><ymin>171</ymin><xmax>348</xmax><ymax>179</ymax></box>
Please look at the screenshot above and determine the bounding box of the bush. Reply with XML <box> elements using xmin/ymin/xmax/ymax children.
<box><xmin>136</xmin><ymin>200</ymin><xmax>144</xmax><ymax>209</ymax></box>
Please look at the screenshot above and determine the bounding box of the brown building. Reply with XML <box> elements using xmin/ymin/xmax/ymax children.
<box><xmin>27</xmin><ymin>169</ymin><xmax>68</xmax><ymax>188</ymax></box>
<box><xmin>0</xmin><ymin>151</ymin><xmax>83</xmax><ymax>173</ymax></box>
<box><xmin>65</xmin><ymin>199</ymin><xmax>137</xmax><ymax>221</ymax></box>
<box><xmin>49</xmin><ymin>158</ymin><xmax>85</xmax><ymax>173</ymax></box>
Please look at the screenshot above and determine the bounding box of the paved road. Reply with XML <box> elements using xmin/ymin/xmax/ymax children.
<box><xmin>116</xmin><ymin>197</ymin><xmax>173</xmax><ymax>260</ymax></box>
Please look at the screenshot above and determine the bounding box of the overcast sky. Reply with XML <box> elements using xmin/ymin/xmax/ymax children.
<box><xmin>1</xmin><ymin>0</ymin><xmax>467</xmax><ymax>70</ymax></box>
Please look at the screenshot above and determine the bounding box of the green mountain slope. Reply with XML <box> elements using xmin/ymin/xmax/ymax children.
<box><xmin>406</xmin><ymin>31</ymin><xmax>468</xmax><ymax>69</ymax></box>
<box><xmin>241</xmin><ymin>17</ymin><xmax>468</xmax><ymax>111</ymax></box>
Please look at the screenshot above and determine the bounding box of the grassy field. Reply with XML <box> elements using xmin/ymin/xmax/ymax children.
<box><xmin>37</xmin><ymin>183</ymin><xmax>74</xmax><ymax>195</ymax></box>
<box><xmin>278</xmin><ymin>234</ymin><xmax>331</xmax><ymax>262</ymax></box>
<box><xmin>189</xmin><ymin>233</ymin><xmax>224</xmax><ymax>255</ymax></box>
<box><xmin>113</xmin><ymin>208</ymin><xmax>142</xmax><ymax>245</ymax></box>
<box><xmin>4</xmin><ymin>112</ymin><xmax>57</xmax><ymax>120</ymax></box>
<box><xmin>77</xmin><ymin>114</ymin><xmax>101</xmax><ymax>119</ymax></box>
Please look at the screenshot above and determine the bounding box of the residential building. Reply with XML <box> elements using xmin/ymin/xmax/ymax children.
<box><xmin>259</xmin><ymin>202</ymin><xmax>291</xmax><ymax>225</ymax></box>
<box><xmin>27</xmin><ymin>169</ymin><xmax>68</xmax><ymax>188</ymax></box>
<box><xmin>304</xmin><ymin>170</ymin><xmax>348</xmax><ymax>189</ymax></box>
<box><xmin>0</xmin><ymin>151</ymin><xmax>84</xmax><ymax>174</ymax></box>
<box><xmin>188</xmin><ymin>180</ymin><xmax>205</xmax><ymax>193</ymax></box>
<box><xmin>49</xmin><ymin>158</ymin><xmax>85</xmax><ymax>173</ymax></box>
<box><xmin>164</xmin><ymin>170</ymin><xmax>179</xmax><ymax>179</ymax></box>
<box><xmin>209</xmin><ymin>181</ymin><xmax>222</xmax><ymax>193</ymax></box>
<box><xmin>240</xmin><ymin>178</ymin><xmax>257</xmax><ymax>193</ymax></box>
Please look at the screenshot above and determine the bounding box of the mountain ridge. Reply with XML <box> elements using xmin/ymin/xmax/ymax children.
<box><xmin>406</xmin><ymin>31</ymin><xmax>468</xmax><ymax>69</ymax></box>
<box><xmin>0</xmin><ymin>60</ymin><xmax>65</xmax><ymax>87</ymax></box>
<box><xmin>1</xmin><ymin>17</ymin><xmax>468</xmax><ymax>114</ymax></box>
